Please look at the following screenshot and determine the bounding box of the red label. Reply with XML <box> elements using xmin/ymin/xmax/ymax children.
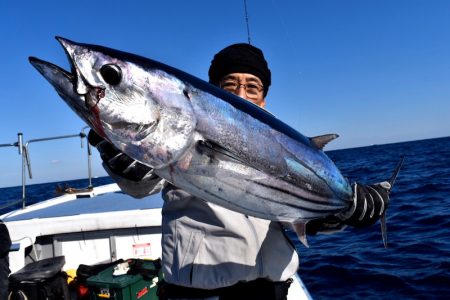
<box><xmin>132</xmin><ymin>242</ymin><xmax>152</xmax><ymax>257</ymax></box>
<box><xmin>136</xmin><ymin>286</ymin><xmax>149</xmax><ymax>299</ymax></box>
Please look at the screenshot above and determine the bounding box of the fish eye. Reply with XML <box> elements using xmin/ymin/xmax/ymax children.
<box><xmin>100</xmin><ymin>64</ymin><xmax>122</xmax><ymax>86</ymax></box>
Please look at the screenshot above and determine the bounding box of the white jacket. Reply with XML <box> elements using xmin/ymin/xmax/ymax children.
<box><xmin>108</xmin><ymin>168</ymin><xmax>299</xmax><ymax>289</ymax></box>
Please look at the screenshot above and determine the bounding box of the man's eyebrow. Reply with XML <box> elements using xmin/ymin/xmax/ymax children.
<box><xmin>245</xmin><ymin>77</ymin><xmax>262</xmax><ymax>84</ymax></box>
<box><xmin>222</xmin><ymin>75</ymin><xmax>239</xmax><ymax>81</ymax></box>
<box><xmin>221</xmin><ymin>75</ymin><xmax>263</xmax><ymax>85</ymax></box>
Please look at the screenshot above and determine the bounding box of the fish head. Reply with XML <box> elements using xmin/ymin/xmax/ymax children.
<box><xmin>30</xmin><ymin>37</ymin><xmax>197</xmax><ymax>169</ymax></box>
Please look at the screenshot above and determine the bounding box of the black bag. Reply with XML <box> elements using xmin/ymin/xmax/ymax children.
<box><xmin>76</xmin><ymin>259</ymin><xmax>124</xmax><ymax>284</ymax></box>
<box><xmin>8</xmin><ymin>256</ymin><xmax>70</xmax><ymax>300</ymax></box>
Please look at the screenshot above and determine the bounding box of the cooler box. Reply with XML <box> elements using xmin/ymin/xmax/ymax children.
<box><xmin>86</xmin><ymin>259</ymin><xmax>161</xmax><ymax>300</ymax></box>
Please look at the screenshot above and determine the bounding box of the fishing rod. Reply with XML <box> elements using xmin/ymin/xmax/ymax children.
<box><xmin>243</xmin><ymin>0</ymin><xmax>251</xmax><ymax>44</ymax></box>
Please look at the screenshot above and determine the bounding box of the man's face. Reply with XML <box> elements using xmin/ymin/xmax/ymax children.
<box><xmin>219</xmin><ymin>73</ymin><xmax>266</xmax><ymax>108</ymax></box>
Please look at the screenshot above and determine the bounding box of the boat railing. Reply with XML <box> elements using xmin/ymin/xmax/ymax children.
<box><xmin>0</xmin><ymin>133</ymin><xmax>24</xmax><ymax>210</ymax></box>
<box><xmin>1</xmin><ymin>126</ymin><xmax>93</xmax><ymax>211</ymax></box>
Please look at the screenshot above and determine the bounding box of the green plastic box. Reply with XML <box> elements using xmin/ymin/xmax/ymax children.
<box><xmin>86</xmin><ymin>259</ymin><xmax>161</xmax><ymax>300</ymax></box>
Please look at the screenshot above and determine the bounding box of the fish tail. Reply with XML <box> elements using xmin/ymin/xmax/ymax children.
<box><xmin>381</xmin><ymin>156</ymin><xmax>405</xmax><ymax>248</ymax></box>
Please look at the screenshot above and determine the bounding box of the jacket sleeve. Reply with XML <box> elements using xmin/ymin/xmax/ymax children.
<box><xmin>305</xmin><ymin>216</ymin><xmax>347</xmax><ymax>235</ymax></box>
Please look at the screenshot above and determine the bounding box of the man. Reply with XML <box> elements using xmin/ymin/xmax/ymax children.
<box><xmin>89</xmin><ymin>43</ymin><xmax>389</xmax><ymax>300</ymax></box>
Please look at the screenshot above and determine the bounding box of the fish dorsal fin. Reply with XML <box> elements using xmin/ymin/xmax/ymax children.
<box><xmin>310</xmin><ymin>134</ymin><xmax>339</xmax><ymax>150</ymax></box>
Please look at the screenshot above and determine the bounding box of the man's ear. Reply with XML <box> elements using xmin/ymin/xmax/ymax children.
<box><xmin>260</xmin><ymin>98</ymin><xmax>266</xmax><ymax>108</ymax></box>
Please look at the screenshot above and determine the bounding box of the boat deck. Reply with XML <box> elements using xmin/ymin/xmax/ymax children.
<box><xmin>3</xmin><ymin>185</ymin><xmax>164</xmax><ymax>222</ymax></box>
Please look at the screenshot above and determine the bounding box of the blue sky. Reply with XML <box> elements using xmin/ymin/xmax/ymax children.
<box><xmin>1</xmin><ymin>1</ymin><xmax>449</xmax><ymax>187</ymax></box>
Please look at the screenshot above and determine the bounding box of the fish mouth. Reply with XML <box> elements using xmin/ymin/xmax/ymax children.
<box><xmin>28</xmin><ymin>56</ymin><xmax>94</xmax><ymax>129</ymax></box>
<box><xmin>29</xmin><ymin>56</ymin><xmax>74</xmax><ymax>85</ymax></box>
<box><xmin>29</xmin><ymin>53</ymin><xmax>108</xmax><ymax>137</ymax></box>
<box><xmin>55</xmin><ymin>37</ymin><xmax>89</xmax><ymax>90</ymax></box>
<box><xmin>29</xmin><ymin>37</ymin><xmax>93</xmax><ymax>100</ymax></box>
<box><xmin>30</xmin><ymin>37</ymin><xmax>85</xmax><ymax>90</ymax></box>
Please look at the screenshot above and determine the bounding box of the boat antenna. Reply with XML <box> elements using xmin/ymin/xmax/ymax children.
<box><xmin>243</xmin><ymin>0</ymin><xmax>252</xmax><ymax>44</ymax></box>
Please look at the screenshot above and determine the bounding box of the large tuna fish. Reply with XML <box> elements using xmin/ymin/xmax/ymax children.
<box><xmin>29</xmin><ymin>37</ymin><xmax>354</xmax><ymax>245</ymax></box>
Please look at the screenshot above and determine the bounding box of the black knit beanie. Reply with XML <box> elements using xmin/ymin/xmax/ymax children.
<box><xmin>208</xmin><ymin>43</ymin><xmax>271</xmax><ymax>97</ymax></box>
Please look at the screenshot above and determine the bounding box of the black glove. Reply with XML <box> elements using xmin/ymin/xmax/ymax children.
<box><xmin>88</xmin><ymin>130</ymin><xmax>154</xmax><ymax>182</ymax></box>
<box><xmin>306</xmin><ymin>182</ymin><xmax>390</xmax><ymax>235</ymax></box>
<box><xmin>340</xmin><ymin>182</ymin><xmax>391</xmax><ymax>228</ymax></box>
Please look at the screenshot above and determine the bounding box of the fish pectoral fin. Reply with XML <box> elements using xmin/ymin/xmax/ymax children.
<box><xmin>197</xmin><ymin>140</ymin><xmax>249</xmax><ymax>166</ymax></box>
<box><xmin>289</xmin><ymin>222</ymin><xmax>309</xmax><ymax>248</ymax></box>
<box><xmin>310</xmin><ymin>134</ymin><xmax>339</xmax><ymax>150</ymax></box>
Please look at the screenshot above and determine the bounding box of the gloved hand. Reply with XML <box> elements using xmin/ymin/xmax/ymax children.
<box><xmin>88</xmin><ymin>130</ymin><xmax>154</xmax><ymax>182</ymax></box>
<box><xmin>306</xmin><ymin>182</ymin><xmax>391</xmax><ymax>235</ymax></box>
<box><xmin>339</xmin><ymin>182</ymin><xmax>391</xmax><ymax>228</ymax></box>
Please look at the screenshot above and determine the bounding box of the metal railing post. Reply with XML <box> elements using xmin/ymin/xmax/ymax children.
<box><xmin>0</xmin><ymin>134</ymin><xmax>26</xmax><ymax>210</ymax></box>
<box><xmin>18</xmin><ymin>133</ymin><xmax>27</xmax><ymax>209</ymax></box>
<box><xmin>81</xmin><ymin>126</ymin><xmax>93</xmax><ymax>189</ymax></box>
<box><xmin>1</xmin><ymin>126</ymin><xmax>95</xmax><ymax>211</ymax></box>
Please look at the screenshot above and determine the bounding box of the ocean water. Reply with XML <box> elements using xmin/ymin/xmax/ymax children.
<box><xmin>292</xmin><ymin>136</ymin><xmax>450</xmax><ymax>299</ymax></box>
<box><xmin>1</xmin><ymin>136</ymin><xmax>449</xmax><ymax>299</ymax></box>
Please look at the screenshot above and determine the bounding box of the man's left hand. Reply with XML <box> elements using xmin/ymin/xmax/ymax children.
<box><xmin>338</xmin><ymin>182</ymin><xmax>391</xmax><ymax>228</ymax></box>
<box><xmin>305</xmin><ymin>182</ymin><xmax>391</xmax><ymax>235</ymax></box>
